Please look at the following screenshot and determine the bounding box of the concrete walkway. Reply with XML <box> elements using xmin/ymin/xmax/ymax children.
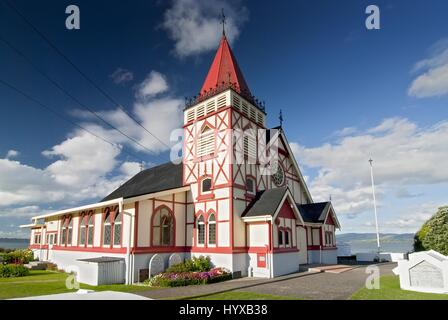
<box><xmin>136</xmin><ymin>263</ymin><xmax>396</xmax><ymax>300</ymax></box>
<box><xmin>13</xmin><ymin>290</ymin><xmax>152</xmax><ymax>300</ymax></box>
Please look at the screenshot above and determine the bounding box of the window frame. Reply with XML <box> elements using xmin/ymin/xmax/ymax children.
<box><xmin>246</xmin><ymin>176</ymin><xmax>256</xmax><ymax>195</ymax></box>
<box><xmin>103</xmin><ymin>210</ymin><xmax>112</xmax><ymax>247</ymax></box>
<box><xmin>151</xmin><ymin>206</ymin><xmax>175</xmax><ymax>247</ymax></box>
<box><xmin>197</xmin><ymin>214</ymin><xmax>206</xmax><ymax>247</ymax></box>
<box><xmin>197</xmin><ymin>125</ymin><xmax>215</xmax><ymax>158</ymax></box>
<box><xmin>207</xmin><ymin>213</ymin><xmax>216</xmax><ymax>246</ymax></box>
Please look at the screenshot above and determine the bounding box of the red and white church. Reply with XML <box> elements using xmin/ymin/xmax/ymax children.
<box><xmin>23</xmin><ymin>33</ymin><xmax>340</xmax><ymax>284</ymax></box>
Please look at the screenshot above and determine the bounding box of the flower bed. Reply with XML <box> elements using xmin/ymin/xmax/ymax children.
<box><xmin>146</xmin><ymin>267</ymin><xmax>232</xmax><ymax>287</ymax></box>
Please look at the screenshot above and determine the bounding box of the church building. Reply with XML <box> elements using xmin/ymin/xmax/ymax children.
<box><xmin>23</xmin><ymin>32</ymin><xmax>340</xmax><ymax>284</ymax></box>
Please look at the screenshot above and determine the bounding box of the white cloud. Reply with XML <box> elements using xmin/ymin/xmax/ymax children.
<box><xmin>43</xmin><ymin>131</ymin><xmax>120</xmax><ymax>186</ymax></box>
<box><xmin>5</xmin><ymin>150</ymin><xmax>19</xmax><ymax>159</ymax></box>
<box><xmin>138</xmin><ymin>71</ymin><xmax>169</xmax><ymax>98</ymax></box>
<box><xmin>371</xmin><ymin>202</ymin><xmax>442</xmax><ymax>233</ymax></box>
<box><xmin>0</xmin><ymin>70</ymin><xmax>183</xmax><ymax>214</ymax></box>
<box><xmin>162</xmin><ymin>0</ymin><xmax>249</xmax><ymax>57</ymax></box>
<box><xmin>292</xmin><ymin>118</ymin><xmax>448</xmax><ymax>217</ymax></box>
<box><xmin>332</xmin><ymin>127</ymin><xmax>357</xmax><ymax>137</ymax></box>
<box><xmin>0</xmin><ymin>206</ymin><xmax>43</xmax><ymax>218</ymax></box>
<box><xmin>409</xmin><ymin>39</ymin><xmax>448</xmax><ymax>98</ymax></box>
<box><xmin>110</xmin><ymin>68</ymin><xmax>134</xmax><ymax>84</ymax></box>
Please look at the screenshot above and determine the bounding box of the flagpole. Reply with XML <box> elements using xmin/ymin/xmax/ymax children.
<box><xmin>369</xmin><ymin>158</ymin><xmax>381</xmax><ymax>257</ymax></box>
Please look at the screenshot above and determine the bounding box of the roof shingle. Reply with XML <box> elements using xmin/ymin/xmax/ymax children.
<box><xmin>101</xmin><ymin>162</ymin><xmax>183</xmax><ymax>201</ymax></box>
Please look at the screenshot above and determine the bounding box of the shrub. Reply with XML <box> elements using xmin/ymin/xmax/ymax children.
<box><xmin>2</xmin><ymin>249</ymin><xmax>34</xmax><ymax>265</ymax></box>
<box><xmin>144</xmin><ymin>267</ymin><xmax>231</xmax><ymax>287</ymax></box>
<box><xmin>166</xmin><ymin>256</ymin><xmax>212</xmax><ymax>273</ymax></box>
<box><xmin>0</xmin><ymin>264</ymin><xmax>30</xmax><ymax>278</ymax></box>
<box><xmin>414</xmin><ymin>206</ymin><xmax>448</xmax><ymax>255</ymax></box>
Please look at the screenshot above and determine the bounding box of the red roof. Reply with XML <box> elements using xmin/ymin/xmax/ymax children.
<box><xmin>200</xmin><ymin>35</ymin><xmax>252</xmax><ymax>97</ymax></box>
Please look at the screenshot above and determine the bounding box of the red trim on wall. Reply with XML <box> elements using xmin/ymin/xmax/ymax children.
<box><xmin>52</xmin><ymin>246</ymin><xmax>127</xmax><ymax>254</ymax></box>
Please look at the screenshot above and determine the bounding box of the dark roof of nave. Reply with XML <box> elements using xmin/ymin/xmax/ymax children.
<box><xmin>242</xmin><ymin>187</ymin><xmax>288</xmax><ymax>218</ymax></box>
<box><xmin>101</xmin><ymin>162</ymin><xmax>183</xmax><ymax>202</ymax></box>
<box><xmin>296</xmin><ymin>202</ymin><xmax>331</xmax><ymax>223</ymax></box>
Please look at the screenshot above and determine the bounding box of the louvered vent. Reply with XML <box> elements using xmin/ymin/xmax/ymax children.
<box><xmin>242</xmin><ymin>102</ymin><xmax>249</xmax><ymax>116</ymax></box>
<box><xmin>187</xmin><ymin>109</ymin><xmax>195</xmax><ymax>122</ymax></box>
<box><xmin>243</xmin><ymin>135</ymin><xmax>257</xmax><ymax>161</ymax></box>
<box><xmin>250</xmin><ymin>108</ymin><xmax>256</xmax><ymax>121</ymax></box>
<box><xmin>196</xmin><ymin>105</ymin><xmax>205</xmax><ymax>118</ymax></box>
<box><xmin>257</xmin><ymin>112</ymin><xmax>264</xmax><ymax>126</ymax></box>
<box><xmin>233</xmin><ymin>95</ymin><xmax>241</xmax><ymax>110</ymax></box>
<box><xmin>197</xmin><ymin>128</ymin><xmax>215</xmax><ymax>157</ymax></box>
<box><xmin>217</xmin><ymin>95</ymin><xmax>227</xmax><ymax>109</ymax></box>
<box><xmin>206</xmin><ymin>101</ymin><xmax>215</xmax><ymax>114</ymax></box>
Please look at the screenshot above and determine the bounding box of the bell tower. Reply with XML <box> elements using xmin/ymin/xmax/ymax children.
<box><xmin>183</xmin><ymin>31</ymin><xmax>267</xmax><ymax>265</ymax></box>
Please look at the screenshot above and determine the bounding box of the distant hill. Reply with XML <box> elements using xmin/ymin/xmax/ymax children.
<box><xmin>0</xmin><ymin>238</ymin><xmax>29</xmax><ymax>242</ymax></box>
<box><xmin>336</xmin><ymin>233</ymin><xmax>414</xmax><ymax>254</ymax></box>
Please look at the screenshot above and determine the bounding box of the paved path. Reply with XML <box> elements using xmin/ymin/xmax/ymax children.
<box><xmin>136</xmin><ymin>263</ymin><xmax>396</xmax><ymax>300</ymax></box>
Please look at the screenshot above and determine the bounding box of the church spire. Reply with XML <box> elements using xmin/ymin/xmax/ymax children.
<box><xmin>199</xmin><ymin>28</ymin><xmax>252</xmax><ymax>98</ymax></box>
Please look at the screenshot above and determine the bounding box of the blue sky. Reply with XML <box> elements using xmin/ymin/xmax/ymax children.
<box><xmin>1</xmin><ymin>0</ymin><xmax>448</xmax><ymax>237</ymax></box>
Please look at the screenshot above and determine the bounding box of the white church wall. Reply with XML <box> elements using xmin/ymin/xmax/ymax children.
<box><xmin>233</xmin><ymin>199</ymin><xmax>247</xmax><ymax>247</ymax></box>
<box><xmin>137</xmin><ymin>200</ymin><xmax>151</xmax><ymax>247</ymax></box>
<box><xmin>218</xmin><ymin>222</ymin><xmax>230</xmax><ymax>247</ymax></box>
<box><xmin>93</xmin><ymin>212</ymin><xmax>102</xmax><ymax>247</ymax></box>
<box><xmin>248</xmin><ymin>224</ymin><xmax>269</xmax><ymax>247</ymax></box>
<box><xmin>308</xmin><ymin>249</ymin><xmax>337</xmax><ymax>264</ymax></box>
<box><xmin>121</xmin><ymin>205</ymin><xmax>134</xmax><ymax>248</ymax></box>
<box><xmin>174</xmin><ymin>202</ymin><xmax>186</xmax><ymax>247</ymax></box>
<box><xmin>272</xmin><ymin>252</ymin><xmax>300</xmax><ymax>277</ymax></box>
<box><xmin>71</xmin><ymin>216</ymin><xmax>79</xmax><ymax>246</ymax></box>
<box><xmin>217</xmin><ymin>199</ymin><xmax>229</xmax><ymax>221</ymax></box>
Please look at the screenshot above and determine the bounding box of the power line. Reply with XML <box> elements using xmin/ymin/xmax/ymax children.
<box><xmin>0</xmin><ymin>78</ymin><xmax>147</xmax><ymax>164</ymax></box>
<box><xmin>0</xmin><ymin>34</ymin><xmax>156</xmax><ymax>154</ymax></box>
<box><xmin>3</xmin><ymin>0</ymin><xmax>171</xmax><ymax>150</ymax></box>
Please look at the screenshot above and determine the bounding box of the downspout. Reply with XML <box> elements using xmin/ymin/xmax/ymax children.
<box><xmin>40</xmin><ymin>225</ymin><xmax>43</xmax><ymax>261</ymax></box>
<box><xmin>122</xmin><ymin>198</ymin><xmax>131</xmax><ymax>285</ymax></box>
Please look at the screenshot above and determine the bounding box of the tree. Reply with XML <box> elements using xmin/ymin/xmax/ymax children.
<box><xmin>414</xmin><ymin>206</ymin><xmax>448</xmax><ymax>255</ymax></box>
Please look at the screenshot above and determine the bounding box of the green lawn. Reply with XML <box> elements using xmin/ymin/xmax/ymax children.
<box><xmin>0</xmin><ymin>270</ymin><xmax>157</xmax><ymax>300</ymax></box>
<box><xmin>188</xmin><ymin>291</ymin><xmax>301</xmax><ymax>300</ymax></box>
<box><xmin>351</xmin><ymin>275</ymin><xmax>448</xmax><ymax>300</ymax></box>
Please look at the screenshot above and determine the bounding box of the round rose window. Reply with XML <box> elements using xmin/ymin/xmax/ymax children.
<box><xmin>272</xmin><ymin>164</ymin><xmax>285</xmax><ymax>187</ymax></box>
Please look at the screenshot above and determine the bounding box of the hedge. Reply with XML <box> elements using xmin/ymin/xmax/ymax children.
<box><xmin>414</xmin><ymin>206</ymin><xmax>448</xmax><ymax>255</ymax></box>
<box><xmin>0</xmin><ymin>264</ymin><xmax>30</xmax><ymax>278</ymax></box>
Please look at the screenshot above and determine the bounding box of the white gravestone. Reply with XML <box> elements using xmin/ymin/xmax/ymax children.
<box><xmin>393</xmin><ymin>250</ymin><xmax>448</xmax><ymax>294</ymax></box>
<box><xmin>168</xmin><ymin>253</ymin><xmax>182</xmax><ymax>268</ymax></box>
<box><xmin>149</xmin><ymin>254</ymin><xmax>165</xmax><ymax>278</ymax></box>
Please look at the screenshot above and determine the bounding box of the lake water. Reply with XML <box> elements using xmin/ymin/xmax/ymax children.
<box><xmin>347</xmin><ymin>242</ymin><xmax>414</xmax><ymax>254</ymax></box>
<box><xmin>0</xmin><ymin>240</ymin><xmax>29</xmax><ymax>250</ymax></box>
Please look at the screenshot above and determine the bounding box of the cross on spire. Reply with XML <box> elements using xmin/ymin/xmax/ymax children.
<box><xmin>279</xmin><ymin>109</ymin><xmax>284</xmax><ymax>128</ymax></box>
<box><xmin>220</xmin><ymin>8</ymin><xmax>226</xmax><ymax>36</ymax></box>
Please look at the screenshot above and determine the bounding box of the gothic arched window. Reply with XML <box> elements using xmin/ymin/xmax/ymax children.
<box><xmin>87</xmin><ymin>215</ymin><xmax>94</xmax><ymax>245</ymax></box>
<box><xmin>79</xmin><ymin>216</ymin><xmax>87</xmax><ymax>246</ymax></box>
<box><xmin>113</xmin><ymin>212</ymin><xmax>122</xmax><ymax>246</ymax></box>
<box><xmin>103</xmin><ymin>211</ymin><xmax>112</xmax><ymax>246</ymax></box>
<box><xmin>67</xmin><ymin>218</ymin><xmax>73</xmax><ymax>245</ymax></box>
<box><xmin>208</xmin><ymin>214</ymin><xmax>216</xmax><ymax>245</ymax></box>
<box><xmin>152</xmin><ymin>207</ymin><xmax>174</xmax><ymax>246</ymax></box>
<box><xmin>197</xmin><ymin>215</ymin><xmax>205</xmax><ymax>245</ymax></box>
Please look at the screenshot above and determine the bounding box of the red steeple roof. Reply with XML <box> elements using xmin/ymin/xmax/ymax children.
<box><xmin>200</xmin><ymin>35</ymin><xmax>252</xmax><ymax>97</ymax></box>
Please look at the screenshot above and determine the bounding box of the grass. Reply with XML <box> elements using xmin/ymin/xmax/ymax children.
<box><xmin>351</xmin><ymin>275</ymin><xmax>448</xmax><ymax>300</ymax></box>
<box><xmin>187</xmin><ymin>291</ymin><xmax>301</xmax><ymax>300</ymax></box>
<box><xmin>0</xmin><ymin>270</ymin><xmax>158</xmax><ymax>300</ymax></box>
